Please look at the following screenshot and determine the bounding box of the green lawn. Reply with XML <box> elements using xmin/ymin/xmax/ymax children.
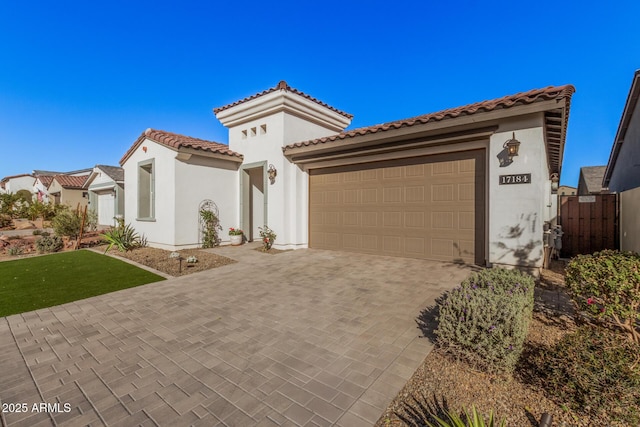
<box><xmin>0</xmin><ymin>250</ymin><xmax>166</xmax><ymax>317</ymax></box>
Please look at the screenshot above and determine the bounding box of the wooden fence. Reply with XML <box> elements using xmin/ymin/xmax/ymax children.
<box><xmin>558</xmin><ymin>194</ymin><xmax>618</xmax><ymax>258</ymax></box>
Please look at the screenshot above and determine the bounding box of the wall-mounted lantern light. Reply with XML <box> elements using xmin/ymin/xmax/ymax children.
<box><xmin>550</xmin><ymin>173</ymin><xmax>559</xmax><ymax>192</ymax></box>
<box><xmin>267</xmin><ymin>164</ymin><xmax>277</xmax><ymax>185</ymax></box>
<box><xmin>503</xmin><ymin>132</ymin><xmax>521</xmax><ymax>161</ymax></box>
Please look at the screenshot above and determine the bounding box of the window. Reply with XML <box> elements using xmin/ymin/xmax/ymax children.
<box><xmin>138</xmin><ymin>160</ymin><xmax>155</xmax><ymax>219</ymax></box>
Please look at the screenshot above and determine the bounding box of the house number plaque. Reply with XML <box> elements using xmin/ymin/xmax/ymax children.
<box><xmin>499</xmin><ymin>173</ymin><xmax>531</xmax><ymax>185</ymax></box>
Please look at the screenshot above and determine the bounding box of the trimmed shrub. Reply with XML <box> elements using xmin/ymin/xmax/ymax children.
<box><xmin>565</xmin><ymin>249</ymin><xmax>640</xmax><ymax>343</ymax></box>
<box><xmin>526</xmin><ymin>325</ymin><xmax>640</xmax><ymax>423</ymax></box>
<box><xmin>35</xmin><ymin>235</ymin><xmax>63</xmax><ymax>253</ymax></box>
<box><xmin>435</xmin><ymin>268</ymin><xmax>535</xmax><ymax>373</ymax></box>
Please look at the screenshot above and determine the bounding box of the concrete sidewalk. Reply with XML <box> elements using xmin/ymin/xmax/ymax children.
<box><xmin>0</xmin><ymin>244</ymin><xmax>472</xmax><ymax>426</ymax></box>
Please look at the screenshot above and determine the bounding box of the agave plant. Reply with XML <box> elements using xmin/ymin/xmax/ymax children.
<box><xmin>101</xmin><ymin>223</ymin><xmax>144</xmax><ymax>253</ymax></box>
<box><xmin>425</xmin><ymin>405</ymin><xmax>506</xmax><ymax>427</ymax></box>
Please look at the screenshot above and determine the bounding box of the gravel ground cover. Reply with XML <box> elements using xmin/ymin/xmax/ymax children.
<box><xmin>376</xmin><ymin>261</ymin><xmax>629</xmax><ymax>427</ymax></box>
<box><xmin>107</xmin><ymin>246</ymin><xmax>236</xmax><ymax>276</ymax></box>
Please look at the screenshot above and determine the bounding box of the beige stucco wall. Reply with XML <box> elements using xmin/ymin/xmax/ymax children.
<box><xmin>620</xmin><ymin>186</ymin><xmax>640</xmax><ymax>253</ymax></box>
<box><xmin>48</xmin><ymin>180</ymin><xmax>88</xmax><ymax>209</ymax></box>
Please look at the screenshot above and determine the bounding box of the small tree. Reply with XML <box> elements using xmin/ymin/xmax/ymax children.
<box><xmin>566</xmin><ymin>249</ymin><xmax>640</xmax><ymax>344</ymax></box>
<box><xmin>52</xmin><ymin>208</ymin><xmax>83</xmax><ymax>240</ymax></box>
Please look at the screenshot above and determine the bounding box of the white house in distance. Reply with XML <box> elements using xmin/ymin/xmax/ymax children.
<box><xmin>0</xmin><ymin>174</ymin><xmax>35</xmax><ymax>195</ymax></box>
<box><xmin>121</xmin><ymin>81</ymin><xmax>574</xmax><ymax>269</ymax></box>
<box><xmin>85</xmin><ymin>165</ymin><xmax>125</xmax><ymax>227</ymax></box>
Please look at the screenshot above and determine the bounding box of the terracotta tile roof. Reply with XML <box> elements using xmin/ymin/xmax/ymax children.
<box><xmin>214</xmin><ymin>80</ymin><xmax>353</xmax><ymax>119</ymax></box>
<box><xmin>37</xmin><ymin>175</ymin><xmax>54</xmax><ymax>187</ymax></box>
<box><xmin>284</xmin><ymin>85</ymin><xmax>575</xmax><ymax>150</ymax></box>
<box><xmin>51</xmin><ymin>174</ymin><xmax>88</xmax><ymax>189</ymax></box>
<box><xmin>120</xmin><ymin>128</ymin><xmax>243</xmax><ymax>165</ymax></box>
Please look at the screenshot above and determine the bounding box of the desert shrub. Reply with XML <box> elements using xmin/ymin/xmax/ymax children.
<box><xmin>259</xmin><ymin>225</ymin><xmax>276</xmax><ymax>251</ymax></box>
<box><xmin>435</xmin><ymin>268</ymin><xmax>535</xmax><ymax>373</ymax></box>
<box><xmin>0</xmin><ymin>214</ymin><xmax>12</xmax><ymax>228</ymax></box>
<box><xmin>27</xmin><ymin>200</ymin><xmax>56</xmax><ymax>221</ymax></box>
<box><xmin>526</xmin><ymin>325</ymin><xmax>640</xmax><ymax>423</ymax></box>
<box><xmin>52</xmin><ymin>209</ymin><xmax>82</xmax><ymax>240</ymax></box>
<box><xmin>566</xmin><ymin>249</ymin><xmax>640</xmax><ymax>343</ymax></box>
<box><xmin>84</xmin><ymin>209</ymin><xmax>98</xmax><ymax>232</ymax></box>
<box><xmin>6</xmin><ymin>244</ymin><xmax>24</xmax><ymax>256</ymax></box>
<box><xmin>35</xmin><ymin>235</ymin><xmax>63</xmax><ymax>253</ymax></box>
<box><xmin>101</xmin><ymin>223</ymin><xmax>144</xmax><ymax>252</ymax></box>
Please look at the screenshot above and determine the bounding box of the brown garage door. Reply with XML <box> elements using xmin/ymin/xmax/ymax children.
<box><xmin>309</xmin><ymin>150</ymin><xmax>485</xmax><ymax>264</ymax></box>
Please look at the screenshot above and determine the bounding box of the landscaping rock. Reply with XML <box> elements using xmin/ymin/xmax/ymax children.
<box><xmin>13</xmin><ymin>219</ymin><xmax>36</xmax><ymax>230</ymax></box>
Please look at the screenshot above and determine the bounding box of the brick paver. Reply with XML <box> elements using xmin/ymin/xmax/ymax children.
<box><xmin>0</xmin><ymin>244</ymin><xmax>472</xmax><ymax>426</ymax></box>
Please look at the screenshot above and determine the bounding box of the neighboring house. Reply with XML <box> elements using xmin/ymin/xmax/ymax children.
<box><xmin>557</xmin><ymin>185</ymin><xmax>577</xmax><ymax>196</ymax></box>
<box><xmin>0</xmin><ymin>174</ymin><xmax>35</xmax><ymax>195</ymax></box>
<box><xmin>121</xmin><ymin>129</ymin><xmax>242</xmax><ymax>249</ymax></box>
<box><xmin>603</xmin><ymin>69</ymin><xmax>640</xmax><ymax>253</ymax></box>
<box><xmin>47</xmin><ymin>175</ymin><xmax>89</xmax><ymax>208</ymax></box>
<box><xmin>577</xmin><ymin>166</ymin><xmax>608</xmax><ymax>195</ymax></box>
<box><xmin>85</xmin><ymin>165</ymin><xmax>125</xmax><ymax>227</ymax></box>
<box><xmin>122</xmin><ymin>81</ymin><xmax>574</xmax><ymax>269</ymax></box>
<box><xmin>33</xmin><ymin>168</ymin><xmax>92</xmax><ymax>203</ymax></box>
<box><xmin>33</xmin><ymin>174</ymin><xmax>55</xmax><ymax>203</ymax></box>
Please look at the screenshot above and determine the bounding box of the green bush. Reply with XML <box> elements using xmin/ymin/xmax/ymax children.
<box><xmin>35</xmin><ymin>235</ymin><xmax>63</xmax><ymax>253</ymax></box>
<box><xmin>435</xmin><ymin>268</ymin><xmax>535</xmax><ymax>373</ymax></box>
<box><xmin>27</xmin><ymin>200</ymin><xmax>56</xmax><ymax>221</ymax></box>
<box><xmin>566</xmin><ymin>250</ymin><xmax>640</xmax><ymax>343</ymax></box>
<box><xmin>52</xmin><ymin>209</ymin><xmax>82</xmax><ymax>240</ymax></box>
<box><xmin>101</xmin><ymin>223</ymin><xmax>145</xmax><ymax>252</ymax></box>
<box><xmin>526</xmin><ymin>325</ymin><xmax>640</xmax><ymax>423</ymax></box>
<box><xmin>0</xmin><ymin>214</ymin><xmax>11</xmax><ymax>228</ymax></box>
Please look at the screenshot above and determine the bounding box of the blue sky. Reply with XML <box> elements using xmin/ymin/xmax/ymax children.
<box><xmin>1</xmin><ymin>1</ymin><xmax>638</xmax><ymax>186</ymax></box>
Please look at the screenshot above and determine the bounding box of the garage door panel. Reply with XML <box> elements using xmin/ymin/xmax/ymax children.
<box><xmin>309</xmin><ymin>150</ymin><xmax>485</xmax><ymax>264</ymax></box>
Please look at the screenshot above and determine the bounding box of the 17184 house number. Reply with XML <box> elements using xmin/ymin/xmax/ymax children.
<box><xmin>499</xmin><ymin>173</ymin><xmax>531</xmax><ymax>185</ymax></box>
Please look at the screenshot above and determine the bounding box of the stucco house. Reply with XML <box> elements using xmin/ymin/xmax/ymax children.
<box><xmin>85</xmin><ymin>165</ymin><xmax>125</xmax><ymax>227</ymax></box>
<box><xmin>121</xmin><ymin>81</ymin><xmax>574</xmax><ymax>269</ymax></box>
<box><xmin>0</xmin><ymin>174</ymin><xmax>35</xmax><ymax>195</ymax></box>
<box><xmin>33</xmin><ymin>174</ymin><xmax>55</xmax><ymax>203</ymax></box>
<box><xmin>48</xmin><ymin>175</ymin><xmax>90</xmax><ymax>208</ymax></box>
<box><xmin>557</xmin><ymin>185</ymin><xmax>576</xmax><ymax>196</ymax></box>
<box><xmin>603</xmin><ymin>69</ymin><xmax>640</xmax><ymax>253</ymax></box>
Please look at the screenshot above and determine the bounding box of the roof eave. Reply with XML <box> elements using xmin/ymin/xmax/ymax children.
<box><xmin>285</xmin><ymin>98</ymin><xmax>566</xmax><ymax>159</ymax></box>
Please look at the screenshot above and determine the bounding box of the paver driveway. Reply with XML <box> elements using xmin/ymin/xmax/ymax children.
<box><xmin>0</xmin><ymin>245</ymin><xmax>473</xmax><ymax>426</ymax></box>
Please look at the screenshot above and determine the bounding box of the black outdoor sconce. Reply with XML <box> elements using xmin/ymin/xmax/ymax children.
<box><xmin>550</xmin><ymin>173</ymin><xmax>559</xmax><ymax>193</ymax></box>
<box><xmin>268</xmin><ymin>164</ymin><xmax>277</xmax><ymax>185</ymax></box>
<box><xmin>504</xmin><ymin>132</ymin><xmax>521</xmax><ymax>161</ymax></box>
<box><xmin>498</xmin><ymin>132</ymin><xmax>522</xmax><ymax>167</ymax></box>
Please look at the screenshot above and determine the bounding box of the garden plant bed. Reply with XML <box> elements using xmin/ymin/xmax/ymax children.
<box><xmin>106</xmin><ymin>246</ymin><xmax>236</xmax><ymax>276</ymax></box>
<box><xmin>0</xmin><ymin>231</ymin><xmax>104</xmax><ymax>261</ymax></box>
<box><xmin>253</xmin><ymin>246</ymin><xmax>291</xmax><ymax>255</ymax></box>
<box><xmin>377</xmin><ymin>261</ymin><xmax>629</xmax><ymax>427</ymax></box>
